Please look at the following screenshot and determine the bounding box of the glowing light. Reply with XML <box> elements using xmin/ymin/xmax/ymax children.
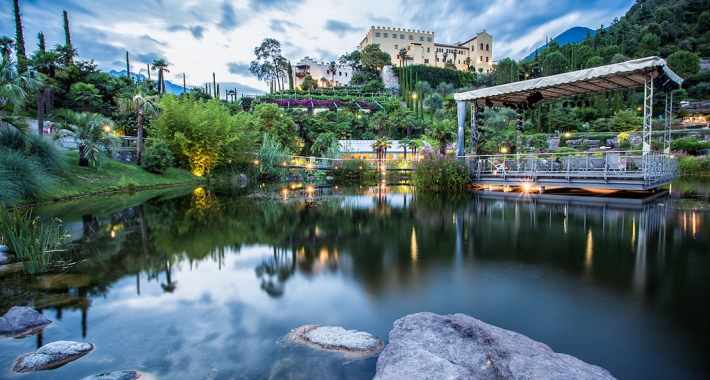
<box><xmin>110</xmin><ymin>230</ymin><xmax>116</xmax><ymax>238</ymax></box>
<box><xmin>254</xmin><ymin>159</ymin><xmax>260</xmax><ymax>165</ymax></box>
<box><xmin>282</xmin><ymin>188</ymin><xmax>289</xmax><ymax>197</ymax></box>
<box><xmin>103</xmin><ymin>125</ymin><xmax>112</xmax><ymax>132</ymax></box>
<box><xmin>306</xmin><ymin>163</ymin><xmax>315</xmax><ymax>171</ymax></box>
<box><xmin>359</xmin><ymin>166</ymin><xmax>363</xmax><ymax>170</ymax></box>
<box><xmin>585</xmin><ymin>228</ymin><xmax>593</xmax><ymax>270</ymax></box>
<box><xmin>411</xmin><ymin>227</ymin><xmax>418</xmax><ymax>263</ymax></box>
<box><xmin>500</xmin><ymin>147</ymin><xmax>508</xmax><ymax>154</ymax></box>
<box><xmin>412</xmin><ymin>93</ymin><xmax>417</xmax><ymax>100</ymax></box>
<box><xmin>523</xmin><ymin>184</ymin><xmax>531</xmax><ymax>192</ymax></box>
<box><xmin>306</xmin><ymin>185</ymin><xmax>316</xmax><ymax>195</ymax></box>
<box><xmin>282</xmin><ymin>162</ymin><xmax>288</xmax><ymax>166</ymax></box>
<box><xmin>565</xmin><ymin>132</ymin><xmax>571</xmax><ymax>138</ymax></box>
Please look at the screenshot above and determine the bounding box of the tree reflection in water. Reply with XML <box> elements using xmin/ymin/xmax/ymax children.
<box><xmin>255</xmin><ymin>247</ymin><xmax>295</xmax><ymax>297</ymax></box>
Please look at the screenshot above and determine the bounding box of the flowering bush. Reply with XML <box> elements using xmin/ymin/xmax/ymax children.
<box><xmin>413</xmin><ymin>150</ymin><xmax>471</xmax><ymax>190</ymax></box>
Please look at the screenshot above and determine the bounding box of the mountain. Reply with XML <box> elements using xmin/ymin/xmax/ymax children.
<box><xmin>107</xmin><ymin>70</ymin><xmax>265</xmax><ymax>96</ymax></box>
<box><xmin>524</xmin><ymin>27</ymin><xmax>596</xmax><ymax>60</ymax></box>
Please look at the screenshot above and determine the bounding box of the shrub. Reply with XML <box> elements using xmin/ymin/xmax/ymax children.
<box><xmin>671</xmin><ymin>138</ymin><xmax>710</xmax><ymax>155</ymax></box>
<box><xmin>0</xmin><ymin>203</ymin><xmax>69</xmax><ymax>274</ymax></box>
<box><xmin>0</xmin><ymin>129</ymin><xmax>66</xmax><ymax>174</ymax></box>
<box><xmin>141</xmin><ymin>141</ymin><xmax>174</xmax><ymax>173</ymax></box>
<box><xmin>256</xmin><ymin>133</ymin><xmax>291</xmax><ymax>180</ymax></box>
<box><xmin>548</xmin><ymin>147</ymin><xmax>578</xmax><ymax>153</ymax></box>
<box><xmin>0</xmin><ymin>148</ymin><xmax>52</xmax><ymax>203</ymax></box>
<box><xmin>413</xmin><ymin>151</ymin><xmax>471</xmax><ymax>190</ymax></box>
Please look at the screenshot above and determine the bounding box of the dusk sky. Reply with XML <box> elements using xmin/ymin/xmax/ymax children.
<box><xmin>1</xmin><ymin>0</ymin><xmax>635</xmax><ymax>93</ymax></box>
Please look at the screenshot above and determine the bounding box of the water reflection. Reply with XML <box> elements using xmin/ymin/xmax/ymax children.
<box><xmin>0</xmin><ymin>182</ymin><xmax>708</xmax><ymax>379</ymax></box>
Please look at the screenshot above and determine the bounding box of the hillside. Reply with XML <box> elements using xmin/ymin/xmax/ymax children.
<box><xmin>107</xmin><ymin>70</ymin><xmax>265</xmax><ymax>96</ymax></box>
<box><xmin>524</xmin><ymin>27</ymin><xmax>596</xmax><ymax>60</ymax></box>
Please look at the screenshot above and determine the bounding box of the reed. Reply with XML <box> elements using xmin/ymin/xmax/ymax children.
<box><xmin>0</xmin><ymin>203</ymin><xmax>69</xmax><ymax>274</ymax></box>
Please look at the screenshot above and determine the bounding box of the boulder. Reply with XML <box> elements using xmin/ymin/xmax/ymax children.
<box><xmin>0</xmin><ymin>251</ymin><xmax>8</xmax><ymax>265</ymax></box>
<box><xmin>0</xmin><ymin>306</ymin><xmax>51</xmax><ymax>337</ymax></box>
<box><xmin>14</xmin><ymin>340</ymin><xmax>94</xmax><ymax>372</ymax></box>
<box><xmin>286</xmin><ymin>325</ymin><xmax>383</xmax><ymax>355</ymax></box>
<box><xmin>374</xmin><ymin>312</ymin><xmax>616</xmax><ymax>380</ymax></box>
<box><xmin>0</xmin><ymin>244</ymin><xmax>9</xmax><ymax>252</ymax></box>
<box><xmin>237</xmin><ymin>174</ymin><xmax>248</xmax><ymax>188</ymax></box>
<box><xmin>80</xmin><ymin>370</ymin><xmax>143</xmax><ymax>380</ymax></box>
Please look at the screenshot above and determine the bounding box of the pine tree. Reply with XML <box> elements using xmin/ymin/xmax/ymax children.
<box><xmin>13</xmin><ymin>0</ymin><xmax>27</xmax><ymax>73</ymax></box>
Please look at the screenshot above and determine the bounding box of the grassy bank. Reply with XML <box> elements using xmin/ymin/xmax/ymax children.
<box><xmin>39</xmin><ymin>150</ymin><xmax>205</xmax><ymax>203</ymax></box>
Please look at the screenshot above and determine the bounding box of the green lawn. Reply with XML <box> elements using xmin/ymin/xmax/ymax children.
<box><xmin>44</xmin><ymin>150</ymin><xmax>205</xmax><ymax>201</ymax></box>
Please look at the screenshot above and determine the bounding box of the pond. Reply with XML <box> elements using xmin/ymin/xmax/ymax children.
<box><xmin>0</xmin><ymin>178</ymin><xmax>709</xmax><ymax>379</ymax></box>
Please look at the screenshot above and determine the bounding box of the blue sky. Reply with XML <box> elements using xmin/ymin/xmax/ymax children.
<box><xmin>1</xmin><ymin>0</ymin><xmax>635</xmax><ymax>92</ymax></box>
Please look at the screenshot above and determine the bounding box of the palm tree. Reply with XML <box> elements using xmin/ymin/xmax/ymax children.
<box><xmin>0</xmin><ymin>36</ymin><xmax>14</xmax><ymax>61</ymax></box>
<box><xmin>464</xmin><ymin>57</ymin><xmax>472</xmax><ymax>70</ymax></box>
<box><xmin>398</xmin><ymin>137</ymin><xmax>411</xmax><ymax>160</ymax></box>
<box><xmin>70</xmin><ymin>82</ymin><xmax>100</xmax><ymax>112</ymax></box>
<box><xmin>369</xmin><ymin>111</ymin><xmax>388</xmax><ymax>138</ymax></box>
<box><xmin>151</xmin><ymin>59</ymin><xmax>169</xmax><ymax>94</ymax></box>
<box><xmin>312</xmin><ymin>132</ymin><xmax>339</xmax><ymax>158</ymax></box>
<box><xmin>370</xmin><ymin>136</ymin><xmax>391</xmax><ymax>164</ymax></box>
<box><xmin>328</xmin><ymin>61</ymin><xmax>336</xmax><ymax>86</ymax></box>
<box><xmin>427</xmin><ymin>119</ymin><xmax>457</xmax><ymax>155</ymax></box>
<box><xmin>408</xmin><ymin>138</ymin><xmax>426</xmax><ymax>161</ymax></box>
<box><xmin>116</xmin><ymin>90</ymin><xmax>162</xmax><ymax>164</ymax></box>
<box><xmin>398</xmin><ymin>48</ymin><xmax>408</xmax><ymax>67</ymax></box>
<box><xmin>442</xmin><ymin>52</ymin><xmax>448</xmax><ymax>65</ymax></box>
<box><xmin>52</xmin><ymin>109</ymin><xmax>119</xmax><ymax>168</ymax></box>
<box><xmin>0</xmin><ymin>58</ymin><xmax>43</xmax><ymax>132</ymax></box>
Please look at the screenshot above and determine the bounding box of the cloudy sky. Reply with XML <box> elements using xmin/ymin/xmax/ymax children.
<box><xmin>1</xmin><ymin>0</ymin><xmax>635</xmax><ymax>93</ymax></box>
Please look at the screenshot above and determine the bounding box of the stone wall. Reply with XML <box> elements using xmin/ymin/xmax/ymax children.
<box><xmin>381</xmin><ymin>65</ymin><xmax>399</xmax><ymax>93</ymax></box>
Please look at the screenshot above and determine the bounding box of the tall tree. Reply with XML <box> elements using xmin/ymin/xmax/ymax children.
<box><xmin>249</xmin><ymin>38</ymin><xmax>288</xmax><ymax>91</ymax></box>
<box><xmin>37</xmin><ymin>32</ymin><xmax>45</xmax><ymax>53</ymax></box>
<box><xmin>126</xmin><ymin>52</ymin><xmax>132</xmax><ymax>83</ymax></box>
<box><xmin>13</xmin><ymin>0</ymin><xmax>27</xmax><ymax>73</ymax></box>
<box><xmin>1</xmin><ymin>58</ymin><xmax>44</xmax><ymax>131</ymax></box>
<box><xmin>117</xmin><ymin>90</ymin><xmax>162</xmax><ymax>164</ymax></box>
<box><xmin>398</xmin><ymin>47</ymin><xmax>408</xmax><ymax>67</ymax></box>
<box><xmin>427</xmin><ymin>119</ymin><xmax>457</xmax><ymax>155</ymax></box>
<box><xmin>151</xmin><ymin>59</ymin><xmax>169</xmax><ymax>94</ymax></box>
<box><xmin>62</xmin><ymin>10</ymin><xmax>73</xmax><ymax>65</ymax></box>
<box><xmin>287</xmin><ymin>61</ymin><xmax>294</xmax><ymax>90</ymax></box>
<box><xmin>328</xmin><ymin>61</ymin><xmax>336</xmax><ymax>86</ymax></box>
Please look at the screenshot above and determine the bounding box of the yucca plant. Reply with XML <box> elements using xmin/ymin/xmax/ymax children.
<box><xmin>0</xmin><ymin>203</ymin><xmax>69</xmax><ymax>274</ymax></box>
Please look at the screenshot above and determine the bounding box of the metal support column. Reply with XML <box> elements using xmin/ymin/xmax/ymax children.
<box><xmin>642</xmin><ymin>72</ymin><xmax>654</xmax><ymax>155</ymax></box>
<box><xmin>457</xmin><ymin>100</ymin><xmax>467</xmax><ymax>157</ymax></box>
<box><xmin>470</xmin><ymin>103</ymin><xmax>480</xmax><ymax>154</ymax></box>
<box><xmin>664</xmin><ymin>92</ymin><xmax>672</xmax><ymax>155</ymax></box>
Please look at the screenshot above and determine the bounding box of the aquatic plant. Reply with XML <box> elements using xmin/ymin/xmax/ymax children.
<box><xmin>0</xmin><ymin>203</ymin><xmax>69</xmax><ymax>274</ymax></box>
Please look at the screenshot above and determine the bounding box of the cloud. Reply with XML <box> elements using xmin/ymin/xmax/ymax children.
<box><xmin>269</xmin><ymin>19</ymin><xmax>301</xmax><ymax>33</ymax></box>
<box><xmin>324</xmin><ymin>20</ymin><xmax>361</xmax><ymax>37</ymax></box>
<box><xmin>248</xmin><ymin>0</ymin><xmax>306</xmax><ymax>12</ymax></box>
<box><xmin>217</xmin><ymin>1</ymin><xmax>243</xmax><ymax>31</ymax></box>
<box><xmin>167</xmin><ymin>25</ymin><xmax>206</xmax><ymax>39</ymax></box>
<box><xmin>366</xmin><ymin>13</ymin><xmax>392</xmax><ymax>26</ymax></box>
<box><xmin>227</xmin><ymin>62</ymin><xmax>252</xmax><ymax>76</ymax></box>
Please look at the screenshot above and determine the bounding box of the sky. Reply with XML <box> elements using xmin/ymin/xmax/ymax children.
<box><xmin>1</xmin><ymin>0</ymin><xmax>635</xmax><ymax>93</ymax></box>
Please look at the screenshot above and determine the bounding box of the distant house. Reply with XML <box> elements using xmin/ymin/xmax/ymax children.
<box><xmin>293</xmin><ymin>57</ymin><xmax>354</xmax><ymax>88</ymax></box>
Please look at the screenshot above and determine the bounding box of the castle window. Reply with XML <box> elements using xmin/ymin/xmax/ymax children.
<box><xmin>480</xmin><ymin>43</ymin><xmax>484</xmax><ymax>50</ymax></box>
<box><xmin>384</xmin><ymin>33</ymin><xmax>388</xmax><ymax>38</ymax></box>
<box><xmin>419</xmin><ymin>36</ymin><xmax>424</xmax><ymax>41</ymax></box>
<box><xmin>375</xmin><ymin>32</ymin><xmax>381</xmax><ymax>37</ymax></box>
<box><xmin>486</xmin><ymin>44</ymin><xmax>489</xmax><ymax>51</ymax></box>
<box><xmin>409</xmin><ymin>35</ymin><xmax>413</xmax><ymax>40</ymax></box>
<box><xmin>427</xmin><ymin>37</ymin><xmax>432</xmax><ymax>42</ymax></box>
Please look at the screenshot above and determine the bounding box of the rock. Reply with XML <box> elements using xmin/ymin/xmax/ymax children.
<box><xmin>14</xmin><ymin>340</ymin><xmax>94</xmax><ymax>373</ymax></box>
<box><xmin>237</xmin><ymin>174</ymin><xmax>247</xmax><ymax>188</ymax></box>
<box><xmin>0</xmin><ymin>244</ymin><xmax>9</xmax><ymax>252</ymax></box>
<box><xmin>0</xmin><ymin>306</ymin><xmax>51</xmax><ymax>337</ymax></box>
<box><xmin>80</xmin><ymin>370</ymin><xmax>143</xmax><ymax>380</ymax></box>
<box><xmin>0</xmin><ymin>251</ymin><xmax>8</xmax><ymax>265</ymax></box>
<box><xmin>374</xmin><ymin>312</ymin><xmax>616</xmax><ymax>380</ymax></box>
<box><xmin>287</xmin><ymin>325</ymin><xmax>383</xmax><ymax>355</ymax></box>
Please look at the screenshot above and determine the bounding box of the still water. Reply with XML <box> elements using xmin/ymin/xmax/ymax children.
<box><xmin>0</xmin><ymin>178</ymin><xmax>709</xmax><ymax>379</ymax></box>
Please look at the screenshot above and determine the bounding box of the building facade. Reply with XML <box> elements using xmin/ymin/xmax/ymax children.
<box><xmin>359</xmin><ymin>26</ymin><xmax>493</xmax><ymax>72</ymax></box>
<box><xmin>293</xmin><ymin>57</ymin><xmax>354</xmax><ymax>88</ymax></box>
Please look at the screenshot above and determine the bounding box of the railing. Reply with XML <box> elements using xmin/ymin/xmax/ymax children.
<box><xmin>288</xmin><ymin>156</ymin><xmax>414</xmax><ymax>171</ymax></box>
<box><xmin>463</xmin><ymin>151</ymin><xmax>678</xmax><ymax>187</ymax></box>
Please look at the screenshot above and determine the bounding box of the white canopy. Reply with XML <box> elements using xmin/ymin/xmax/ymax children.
<box><xmin>454</xmin><ymin>56</ymin><xmax>683</xmax><ymax>106</ymax></box>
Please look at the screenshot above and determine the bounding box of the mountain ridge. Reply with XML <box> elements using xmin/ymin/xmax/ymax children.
<box><xmin>524</xmin><ymin>26</ymin><xmax>596</xmax><ymax>60</ymax></box>
<box><xmin>107</xmin><ymin>70</ymin><xmax>265</xmax><ymax>96</ymax></box>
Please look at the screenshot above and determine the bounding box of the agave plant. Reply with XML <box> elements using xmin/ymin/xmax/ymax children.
<box><xmin>52</xmin><ymin>108</ymin><xmax>119</xmax><ymax>169</ymax></box>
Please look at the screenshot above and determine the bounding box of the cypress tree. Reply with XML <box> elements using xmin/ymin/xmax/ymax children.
<box><xmin>217</xmin><ymin>83</ymin><xmax>220</xmax><ymax>100</ymax></box>
<box><xmin>287</xmin><ymin>61</ymin><xmax>294</xmax><ymax>90</ymax></box>
<box><xmin>62</xmin><ymin>10</ymin><xmax>73</xmax><ymax>65</ymax></box>
<box><xmin>183</xmin><ymin>73</ymin><xmax>186</xmax><ymax>94</ymax></box>
<box><xmin>13</xmin><ymin>0</ymin><xmax>27</xmax><ymax>73</ymax></box>
<box><xmin>147</xmin><ymin>64</ymin><xmax>151</xmax><ymax>80</ymax></box>
<box><xmin>213</xmin><ymin>72</ymin><xmax>217</xmax><ymax>98</ymax></box>
<box><xmin>126</xmin><ymin>52</ymin><xmax>132</xmax><ymax>83</ymax></box>
<box><xmin>37</xmin><ymin>32</ymin><xmax>45</xmax><ymax>52</ymax></box>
